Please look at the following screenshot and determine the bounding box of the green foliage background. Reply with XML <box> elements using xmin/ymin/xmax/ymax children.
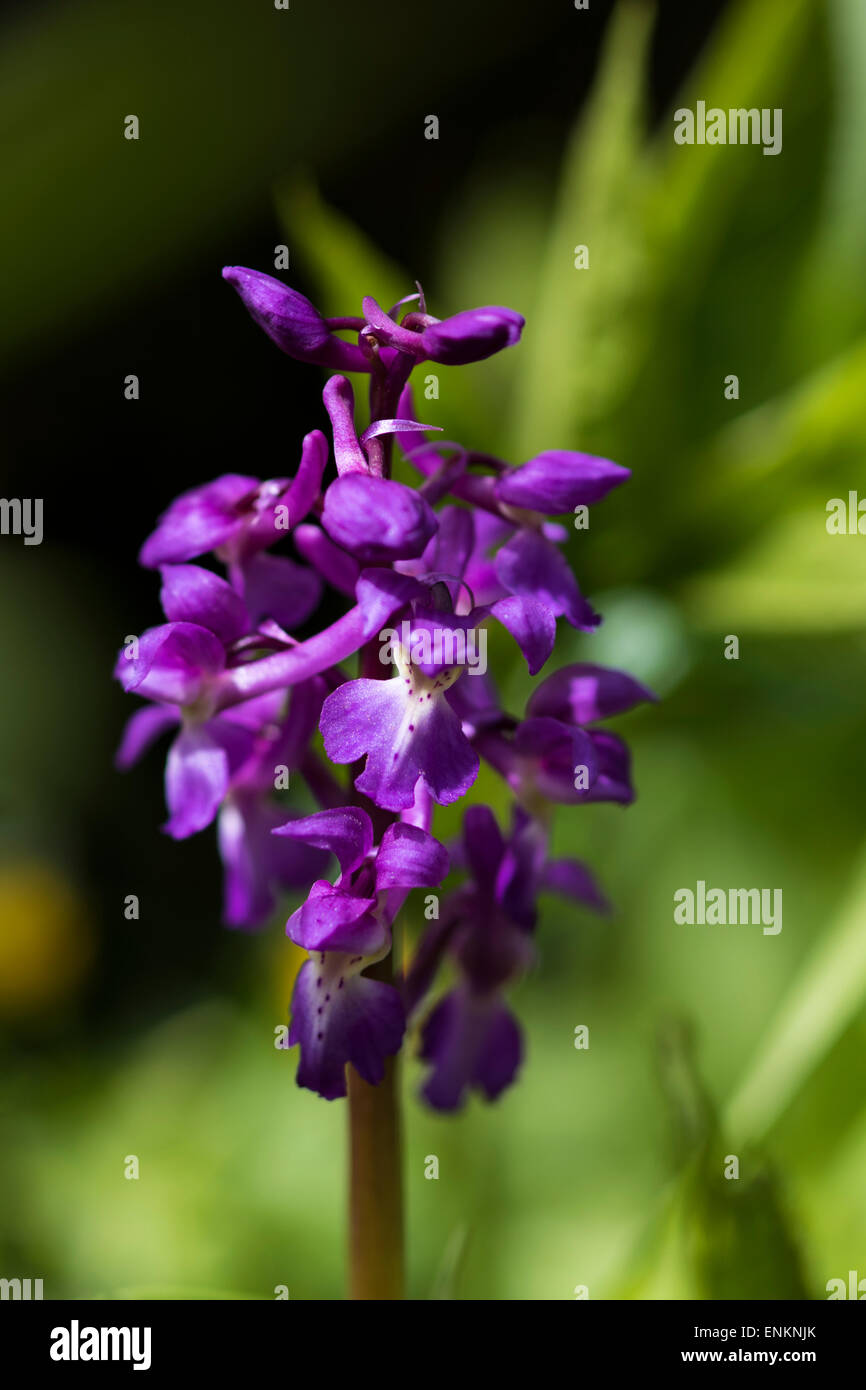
<box><xmin>1</xmin><ymin>0</ymin><xmax>865</xmax><ymax>1299</ymax></box>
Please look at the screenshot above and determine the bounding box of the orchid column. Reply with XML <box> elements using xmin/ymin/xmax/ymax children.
<box><xmin>115</xmin><ymin>263</ymin><xmax>653</xmax><ymax>1300</ymax></box>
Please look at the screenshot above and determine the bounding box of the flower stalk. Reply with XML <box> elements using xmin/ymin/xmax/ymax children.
<box><xmin>347</xmin><ymin>958</ymin><xmax>405</xmax><ymax>1300</ymax></box>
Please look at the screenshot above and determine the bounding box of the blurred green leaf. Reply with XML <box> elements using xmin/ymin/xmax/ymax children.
<box><xmin>646</xmin><ymin>0</ymin><xmax>816</xmax><ymax>286</ymax></box>
<box><xmin>690</xmin><ymin>337</ymin><xmax>866</xmax><ymax>514</ymax></box>
<box><xmin>688</xmin><ymin>1152</ymin><xmax>810</xmax><ymax>1300</ymax></box>
<box><xmin>275</xmin><ymin>178</ymin><xmax>409</xmax><ymax>320</ymax></box>
<box><xmin>107</xmin><ymin>1286</ymin><xmax>262</xmax><ymax>1300</ymax></box>
<box><xmin>510</xmin><ymin>0</ymin><xmax>655</xmax><ymax>456</ymax></box>
<box><xmin>787</xmin><ymin>0</ymin><xmax>866</xmax><ymax>362</ymax></box>
<box><xmin>431</xmin><ymin>163</ymin><xmax>552</xmax><ymax>455</ymax></box>
<box><xmin>617</xmin><ymin>1020</ymin><xmax>810</xmax><ymax>1298</ymax></box>
<box><xmin>590</xmin><ymin>0</ymin><xmax>831</xmax><ymax>586</ymax></box>
<box><xmin>683</xmin><ymin>505</ymin><xmax>866</xmax><ymax>632</ymax></box>
<box><xmin>725</xmin><ymin>838</ymin><xmax>866</xmax><ymax>1144</ymax></box>
<box><xmin>428</xmin><ymin>1224</ymin><xmax>470</xmax><ymax>1300</ymax></box>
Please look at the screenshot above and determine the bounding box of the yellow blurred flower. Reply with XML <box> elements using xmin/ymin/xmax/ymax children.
<box><xmin>271</xmin><ymin>932</ymin><xmax>307</xmax><ymax>1015</ymax></box>
<box><xmin>0</xmin><ymin>861</ymin><xmax>92</xmax><ymax>1018</ymax></box>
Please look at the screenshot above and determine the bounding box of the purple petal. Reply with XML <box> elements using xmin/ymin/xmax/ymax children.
<box><xmin>400</xmin><ymin>611</ymin><xmax>484</xmax><ymax>678</ymax></box>
<box><xmin>320</xmin><ymin>677</ymin><xmax>479</xmax><ymax>812</ymax></box>
<box><xmin>159</xmin><ymin>564</ymin><xmax>250</xmax><ymax>644</ymax></box>
<box><xmin>290</xmin><ymin>957</ymin><xmax>405</xmax><ymax>1100</ymax></box>
<box><xmin>294</xmin><ymin>523</ymin><xmax>361</xmax><ymax>597</ymax></box>
<box><xmin>375</xmin><ymin>822</ymin><xmax>449</xmax><ymax>890</ymax></box>
<box><xmin>287</xmin><ymin>881</ymin><xmax>384</xmax><ymax>954</ymax></box>
<box><xmin>420</xmin><ymin>306</ymin><xmax>524</xmax><ymax>366</ymax></box>
<box><xmin>494</xmin><ymin>814</ymin><xmax>548</xmax><ymax>930</ymax></box>
<box><xmin>115</xmin><ymin>622</ymin><xmax>225</xmax><ymax>704</ymax></box>
<box><xmin>322</xmin><ymin>376</ymin><xmax>368</xmax><ymax>475</ymax></box>
<box><xmin>218</xmin><ymin>798</ymin><xmax>275</xmax><ymax>927</ymax></box>
<box><xmin>217</xmin><ymin>690</ymin><xmax>285</xmax><ymax>732</ymax></box>
<box><xmin>527</xmin><ymin>663</ymin><xmax>657</xmax><ymax>724</ymax></box>
<box><xmin>511</xmin><ymin>716</ymin><xmax>600</xmax><ymax>802</ymax></box>
<box><xmin>417</xmin><ymin>451</ymin><xmax>469</xmax><ymax>507</ymax></box>
<box><xmin>322</xmin><ymin>474</ymin><xmax>438</xmax><ymax>563</ymax></box>
<box><xmin>495</xmin><ymin>451</ymin><xmax>629</xmax><ymax>514</ymax></box>
<box><xmin>489</xmin><ymin>595</ymin><xmax>555</xmax><ymax>675</ymax></box>
<box><xmin>285</xmin><ymin>429</ymin><xmax>329</xmax><ymax>526</ymax></box>
<box><xmin>163</xmin><ymin>724</ymin><xmax>230</xmax><ymax>838</ymax></box>
<box><xmin>543</xmin><ymin>858</ymin><xmax>610</xmax><ymax>914</ymax></box>
<box><xmin>207</xmin><ymin>714</ymin><xmax>258</xmax><ymax>773</ymax></box>
<box><xmin>273</xmin><ymin>806</ymin><xmax>374</xmax><ymax>878</ymax></box>
<box><xmin>420</xmin><ymin>989</ymin><xmax>522</xmax><ymax>1110</ymax></box>
<box><xmin>355</xmin><ymin>568</ymin><xmax>427</xmax><ymax>629</ymax></box>
<box><xmin>462</xmin><ymin>805</ymin><xmax>505</xmax><ymax>893</ymax></box>
<box><xmin>404</xmin><ymin>905</ymin><xmax>461</xmax><ymax>1014</ymax></box>
<box><xmin>584</xmin><ymin>730</ymin><xmax>635</xmax><ymax>804</ymax></box>
<box><xmin>465</xmin><ymin>509</ymin><xmax>512</xmax><ymax>604</ymax></box>
<box><xmin>424</xmin><ymin>505</ymin><xmax>475</xmax><ymax>583</ymax></box>
<box><xmin>238</xmin><ymin>552</ymin><xmax>322</xmax><ymax>630</ymax></box>
<box><xmin>218</xmin><ymin>796</ymin><xmax>327</xmax><ymax>929</ymax></box>
<box><xmin>139</xmin><ymin>475</ymin><xmax>259</xmax><ymax>568</ymax></box>
<box><xmin>445</xmin><ymin>669</ymin><xmax>504</xmax><ymax>736</ymax></box>
<box><xmin>494</xmin><ymin>529</ymin><xmax>600</xmax><ymax>630</ymax></box>
<box><xmin>239</xmin><ymin>478</ymin><xmax>294</xmax><ymax>555</ymax></box>
<box><xmin>115</xmin><ymin>704</ymin><xmax>179</xmax><ymax>770</ymax></box>
<box><xmin>274</xmin><ymin>677</ymin><xmax>329</xmax><ymax>766</ymax></box>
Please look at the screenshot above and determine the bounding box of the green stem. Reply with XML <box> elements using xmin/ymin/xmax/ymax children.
<box><xmin>346</xmin><ymin>635</ymin><xmax>405</xmax><ymax>1299</ymax></box>
<box><xmin>347</xmin><ymin>957</ymin><xmax>405</xmax><ymax>1300</ymax></box>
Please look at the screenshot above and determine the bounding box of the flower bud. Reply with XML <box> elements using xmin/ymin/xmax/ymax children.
<box><xmin>223</xmin><ymin>267</ymin><xmax>369</xmax><ymax>372</ymax></box>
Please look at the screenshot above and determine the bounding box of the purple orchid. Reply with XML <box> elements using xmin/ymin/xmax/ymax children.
<box><xmin>459</xmin><ymin>662</ymin><xmax>657</xmax><ymax>810</ymax></box>
<box><xmin>116</xmin><ymin>264</ymin><xmax>651</xmax><ymax>1125</ymax></box>
<box><xmin>407</xmin><ymin>806</ymin><xmax>606</xmax><ymax>1110</ymax></box>
<box><xmin>115</xmin><ymin>563</ymin><xmax>261</xmax><ymax>840</ymax></box>
<box><xmin>361</xmin><ymin>294</ymin><xmax>524</xmax><ymax>365</ymax></box>
<box><xmin>394</xmin><ymin>386</ymin><xmax>630</xmax><ymax>631</ymax></box>
<box><xmin>216</xmin><ymin>678</ymin><xmax>332</xmax><ymax>929</ymax></box>
<box><xmin>276</xmin><ymin>807</ymin><xmax>449</xmax><ymax>1098</ymax></box>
